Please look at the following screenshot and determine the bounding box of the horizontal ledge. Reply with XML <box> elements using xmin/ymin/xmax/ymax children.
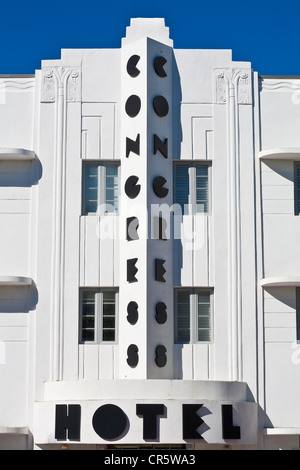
<box><xmin>0</xmin><ymin>276</ymin><xmax>33</xmax><ymax>286</ymax></box>
<box><xmin>0</xmin><ymin>148</ymin><xmax>36</xmax><ymax>160</ymax></box>
<box><xmin>264</xmin><ymin>427</ymin><xmax>300</xmax><ymax>435</ymax></box>
<box><xmin>0</xmin><ymin>427</ymin><xmax>28</xmax><ymax>435</ymax></box>
<box><xmin>43</xmin><ymin>379</ymin><xmax>248</xmax><ymax>402</ymax></box>
<box><xmin>258</xmin><ymin>148</ymin><xmax>300</xmax><ymax>160</ymax></box>
<box><xmin>261</xmin><ymin>277</ymin><xmax>300</xmax><ymax>287</ymax></box>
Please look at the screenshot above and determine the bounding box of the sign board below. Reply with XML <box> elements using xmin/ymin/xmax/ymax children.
<box><xmin>34</xmin><ymin>399</ymin><xmax>257</xmax><ymax>445</ymax></box>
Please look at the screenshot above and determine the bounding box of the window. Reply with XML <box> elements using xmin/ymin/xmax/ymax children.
<box><xmin>296</xmin><ymin>288</ymin><xmax>300</xmax><ymax>342</ymax></box>
<box><xmin>174</xmin><ymin>163</ymin><xmax>210</xmax><ymax>215</ymax></box>
<box><xmin>175</xmin><ymin>289</ymin><xmax>212</xmax><ymax>343</ymax></box>
<box><xmin>294</xmin><ymin>163</ymin><xmax>300</xmax><ymax>215</ymax></box>
<box><xmin>83</xmin><ymin>162</ymin><xmax>119</xmax><ymax>215</ymax></box>
<box><xmin>80</xmin><ymin>289</ymin><xmax>118</xmax><ymax>343</ymax></box>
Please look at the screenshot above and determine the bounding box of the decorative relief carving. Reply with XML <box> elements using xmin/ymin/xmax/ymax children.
<box><xmin>41</xmin><ymin>69</ymin><xmax>55</xmax><ymax>103</ymax></box>
<box><xmin>237</xmin><ymin>73</ymin><xmax>250</xmax><ymax>104</ymax></box>
<box><xmin>67</xmin><ymin>69</ymin><xmax>81</xmax><ymax>102</ymax></box>
<box><xmin>41</xmin><ymin>66</ymin><xmax>81</xmax><ymax>103</ymax></box>
<box><xmin>214</xmin><ymin>68</ymin><xmax>252</xmax><ymax>381</ymax></box>
<box><xmin>259</xmin><ymin>78</ymin><xmax>300</xmax><ymax>92</ymax></box>
<box><xmin>215</xmin><ymin>72</ymin><xmax>227</xmax><ymax>104</ymax></box>
<box><xmin>42</xmin><ymin>64</ymin><xmax>81</xmax><ymax>380</ymax></box>
<box><xmin>214</xmin><ymin>68</ymin><xmax>252</xmax><ymax>105</ymax></box>
<box><xmin>0</xmin><ymin>79</ymin><xmax>35</xmax><ymax>92</ymax></box>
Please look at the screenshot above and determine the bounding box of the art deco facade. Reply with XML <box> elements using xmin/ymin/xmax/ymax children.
<box><xmin>1</xmin><ymin>18</ymin><xmax>300</xmax><ymax>450</ymax></box>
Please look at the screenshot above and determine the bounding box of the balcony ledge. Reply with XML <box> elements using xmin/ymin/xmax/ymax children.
<box><xmin>0</xmin><ymin>148</ymin><xmax>36</xmax><ymax>160</ymax></box>
<box><xmin>258</xmin><ymin>148</ymin><xmax>300</xmax><ymax>160</ymax></box>
<box><xmin>261</xmin><ymin>277</ymin><xmax>300</xmax><ymax>287</ymax></box>
<box><xmin>0</xmin><ymin>276</ymin><xmax>33</xmax><ymax>286</ymax></box>
<box><xmin>0</xmin><ymin>427</ymin><xmax>28</xmax><ymax>435</ymax></box>
<box><xmin>264</xmin><ymin>427</ymin><xmax>300</xmax><ymax>435</ymax></box>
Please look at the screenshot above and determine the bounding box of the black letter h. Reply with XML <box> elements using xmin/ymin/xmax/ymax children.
<box><xmin>55</xmin><ymin>404</ymin><xmax>81</xmax><ymax>441</ymax></box>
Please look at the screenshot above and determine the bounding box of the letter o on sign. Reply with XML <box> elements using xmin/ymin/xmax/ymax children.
<box><xmin>125</xmin><ymin>95</ymin><xmax>141</xmax><ymax>118</ymax></box>
<box><xmin>92</xmin><ymin>404</ymin><xmax>128</xmax><ymax>440</ymax></box>
<box><xmin>153</xmin><ymin>95</ymin><xmax>169</xmax><ymax>117</ymax></box>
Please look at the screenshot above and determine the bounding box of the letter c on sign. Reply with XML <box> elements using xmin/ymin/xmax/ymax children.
<box><xmin>154</xmin><ymin>56</ymin><xmax>167</xmax><ymax>78</ymax></box>
<box><xmin>127</xmin><ymin>55</ymin><xmax>141</xmax><ymax>78</ymax></box>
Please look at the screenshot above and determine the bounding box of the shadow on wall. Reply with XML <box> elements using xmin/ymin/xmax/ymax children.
<box><xmin>171</xmin><ymin>51</ymin><xmax>182</xmax><ymax>160</ymax></box>
<box><xmin>262</xmin><ymin>286</ymin><xmax>297</xmax><ymax>429</ymax></box>
<box><xmin>264</xmin><ymin>286</ymin><xmax>296</xmax><ymax>310</ymax></box>
<box><xmin>262</xmin><ymin>159</ymin><xmax>294</xmax><ymax>183</ymax></box>
<box><xmin>0</xmin><ymin>157</ymin><xmax>42</xmax><ymax>187</ymax></box>
<box><xmin>171</xmin><ymin>50</ymin><xmax>184</xmax><ymax>284</ymax></box>
<box><xmin>0</xmin><ymin>156</ymin><xmax>42</xmax><ymax>314</ymax></box>
<box><xmin>0</xmin><ymin>281</ymin><xmax>38</xmax><ymax>313</ymax></box>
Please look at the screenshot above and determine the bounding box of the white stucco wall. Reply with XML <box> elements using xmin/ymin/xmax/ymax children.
<box><xmin>0</xmin><ymin>18</ymin><xmax>300</xmax><ymax>450</ymax></box>
<box><xmin>259</xmin><ymin>77</ymin><xmax>300</xmax><ymax>432</ymax></box>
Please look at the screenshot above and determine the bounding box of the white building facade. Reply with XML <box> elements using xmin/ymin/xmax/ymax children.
<box><xmin>1</xmin><ymin>18</ymin><xmax>300</xmax><ymax>450</ymax></box>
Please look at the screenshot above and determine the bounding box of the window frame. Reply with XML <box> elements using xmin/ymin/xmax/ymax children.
<box><xmin>79</xmin><ymin>288</ymin><xmax>119</xmax><ymax>344</ymax></box>
<box><xmin>82</xmin><ymin>161</ymin><xmax>120</xmax><ymax>216</ymax></box>
<box><xmin>294</xmin><ymin>162</ymin><xmax>300</xmax><ymax>216</ymax></box>
<box><xmin>174</xmin><ymin>288</ymin><xmax>213</xmax><ymax>344</ymax></box>
<box><xmin>173</xmin><ymin>161</ymin><xmax>211</xmax><ymax>216</ymax></box>
<box><xmin>296</xmin><ymin>287</ymin><xmax>300</xmax><ymax>343</ymax></box>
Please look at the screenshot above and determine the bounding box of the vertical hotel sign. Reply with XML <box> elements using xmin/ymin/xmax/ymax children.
<box><xmin>119</xmin><ymin>37</ymin><xmax>174</xmax><ymax>379</ymax></box>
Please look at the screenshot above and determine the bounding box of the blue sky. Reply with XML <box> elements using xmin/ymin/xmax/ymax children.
<box><xmin>0</xmin><ymin>0</ymin><xmax>299</xmax><ymax>75</ymax></box>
